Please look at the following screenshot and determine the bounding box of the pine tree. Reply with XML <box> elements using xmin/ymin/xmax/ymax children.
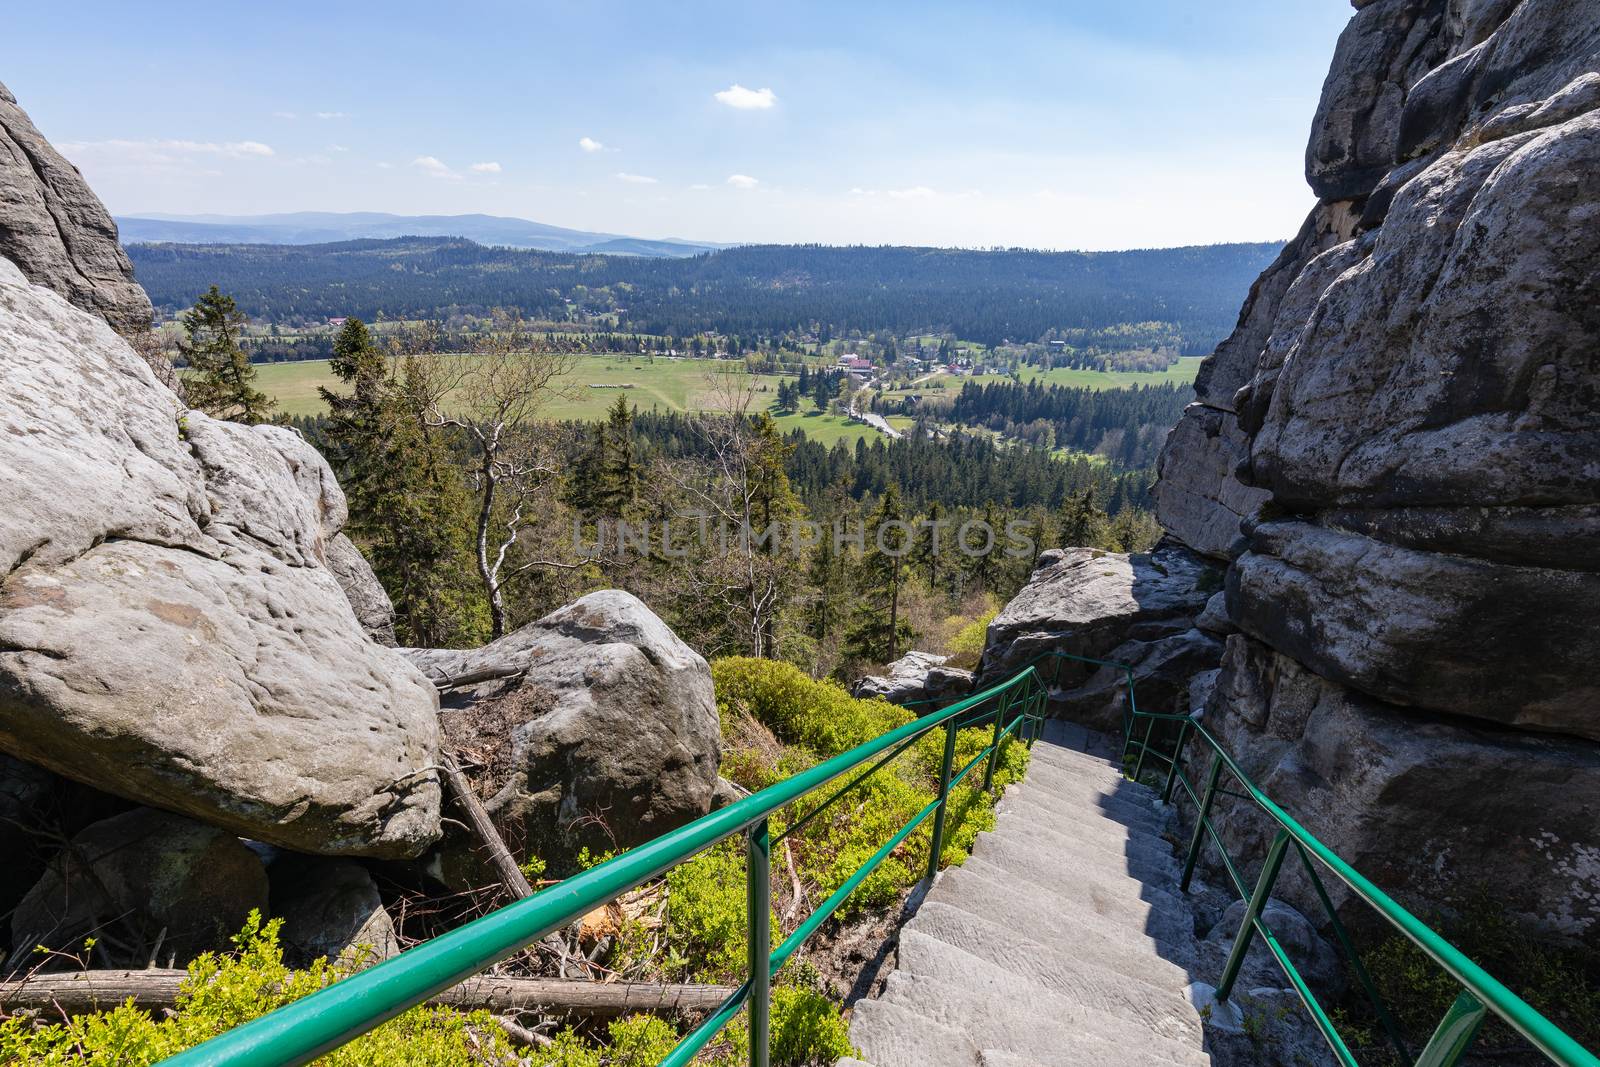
<box><xmin>180</xmin><ymin>286</ymin><xmax>273</xmax><ymax>424</ymax></box>
<box><xmin>844</xmin><ymin>486</ymin><xmax>917</xmax><ymax>665</ymax></box>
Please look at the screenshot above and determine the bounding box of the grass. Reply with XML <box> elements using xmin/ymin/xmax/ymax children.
<box><xmin>255</xmin><ymin>354</ymin><xmax>911</xmax><ymax>447</ymax></box>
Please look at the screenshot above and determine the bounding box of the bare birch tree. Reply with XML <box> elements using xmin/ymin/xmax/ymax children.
<box><xmin>403</xmin><ymin>312</ymin><xmax>581</xmax><ymax>638</ymax></box>
<box><xmin>666</xmin><ymin>367</ymin><xmax>800</xmax><ymax>658</ymax></box>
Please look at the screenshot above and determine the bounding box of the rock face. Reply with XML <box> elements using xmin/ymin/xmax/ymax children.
<box><xmin>0</xmin><ymin>257</ymin><xmax>442</xmax><ymax>859</ymax></box>
<box><xmin>1197</xmin><ymin>635</ymin><xmax>1600</xmax><ymax>946</ymax></box>
<box><xmin>852</xmin><ymin>651</ymin><xmax>972</xmax><ymax>708</ymax></box>
<box><xmin>407</xmin><ymin>590</ymin><xmax>720</xmax><ymax>857</ymax></box>
<box><xmin>0</xmin><ymin>81</ymin><xmax>150</xmax><ymax>334</ymax></box>
<box><xmin>1138</xmin><ymin>0</ymin><xmax>1600</xmax><ymax>947</ymax></box>
<box><xmin>11</xmin><ymin>808</ymin><xmax>269</xmax><ymax>964</ymax></box>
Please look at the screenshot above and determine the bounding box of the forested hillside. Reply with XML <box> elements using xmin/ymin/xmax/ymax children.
<box><xmin>127</xmin><ymin>238</ymin><xmax>1280</xmax><ymax>352</ymax></box>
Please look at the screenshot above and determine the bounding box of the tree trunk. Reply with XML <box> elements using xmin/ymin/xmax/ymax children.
<box><xmin>475</xmin><ymin>454</ymin><xmax>506</xmax><ymax>639</ymax></box>
<box><xmin>0</xmin><ymin>970</ymin><xmax>735</xmax><ymax>1021</ymax></box>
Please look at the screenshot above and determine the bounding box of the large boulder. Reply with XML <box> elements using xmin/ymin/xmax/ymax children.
<box><xmin>0</xmin><ymin>257</ymin><xmax>441</xmax><ymax>859</ymax></box>
<box><xmin>0</xmin><ymin>755</ymin><xmax>129</xmax><ymax>954</ymax></box>
<box><xmin>1196</xmin><ymin>636</ymin><xmax>1600</xmax><ymax>948</ymax></box>
<box><xmin>852</xmin><ymin>651</ymin><xmax>972</xmax><ymax>708</ymax></box>
<box><xmin>978</xmin><ymin>543</ymin><xmax>1220</xmax><ymax>687</ymax></box>
<box><xmin>326</xmin><ymin>533</ymin><xmax>399</xmax><ymax>646</ymax></box>
<box><xmin>0</xmin><ymin>81</ymin><xmax>151</xmax><ymax>334</ymax></box>
<box><xmin>406</xmin><ymin>590</ymin><xmax>720</xmax><ymax>858</ymax></box>
<box><xmin>11</xmin><ymin>807</ymin><xmax>268</xmax><ymax>964</ymax></box>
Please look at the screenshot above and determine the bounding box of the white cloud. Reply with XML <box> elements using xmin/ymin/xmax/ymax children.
<box><xmin>713</xmin><ymin>84</ymin><xmax>777</xmax><ymax>110</ymax></box>
<box><xmin>470</xmin><ymin>161</ymin><xmax>502</xmax><ymax>173</ymax></box>
<box><xmin>615</xmin><ymin>172</ymin><xmax>658</xmax><ymax>184</ymax></box>
<box><xmin>726</xmin><ymin>173</ymin><xmax>760</xmax><ymax>189</ymax></box>
<box><xmin>689</xmin><ymin>183</ymin><xmax>711</xmax><ymax>190</ymax></box>
<box><xmin>410</xmin><ymin>155</ymin><xmax>461</xmax><ymax>179</ymax></box>
<box><xmin>315</xmin><ymin>111</ymin><xmax>350</xmax><ymax>120</ymax></box>
<box><xmin>376</xmin><ymin>161</ymin><xmax>393</xmax><ymax>169</ymax></box>
<box><xmin>328</xmin><ymin>144</ymin><xmax>349</xmax><ymax>153</ymax></box>
<box><xmin>887</xmin><ymin>186</ymin><xmax>937</xmax><ymax>200</ymax></box>
<box><xmin>272</xmin><ymin>110</ymin><xmax>297</xmax><ymax>120</ymax></box>
<box><xmin>61</xmin><ymin>138</ymin><xmax>276</xmax><ymax>166</ymax></box>
<box><xmin>578</xmin><ymin>136</ymin><xmax>606</xmax><ymax>153</ymax></box>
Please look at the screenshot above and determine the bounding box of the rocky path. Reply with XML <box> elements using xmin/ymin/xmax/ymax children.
<box><xmin>845</xmin><ymin>720</ymin><xmax>1215</xmax><ymax>1067</ymax></box>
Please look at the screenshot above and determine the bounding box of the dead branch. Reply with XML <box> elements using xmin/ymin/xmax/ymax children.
<box><xmin>0</xmin><ymin>970</ymin><xmax>735</xmax><ymax>1020</ymax></box>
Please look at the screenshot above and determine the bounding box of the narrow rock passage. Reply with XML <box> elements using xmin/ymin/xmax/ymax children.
<box><xmin>846</xmin><ymin>720</ymin><xmax>1215</xmax><ymax>1067</ymax></box>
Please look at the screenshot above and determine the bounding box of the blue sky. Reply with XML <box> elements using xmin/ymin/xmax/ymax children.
<box><xmin>3</xmin><ymin>3</ymin><xmax>1352</xmax><ymax>250</ymax></box>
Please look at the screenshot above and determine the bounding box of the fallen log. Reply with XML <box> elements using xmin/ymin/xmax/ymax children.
<box><xmin>0</xmin><ymin>969</ymin><xmax>735</xmax><ymax>1020</ymax></box>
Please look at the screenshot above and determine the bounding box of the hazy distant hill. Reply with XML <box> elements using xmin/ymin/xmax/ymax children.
<box><xmin>115</xmin><ymin>211</ymin><xmax>724</xmax><ymax>257</ymax></box>
<box><xmin>127</xmin><ymin>236</ymin><xmax>1282</xmax><ymax>351</ymax></box>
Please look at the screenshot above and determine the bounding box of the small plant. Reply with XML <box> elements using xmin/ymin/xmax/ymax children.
<box><xmin>0</xmin><ymin>912</ymin><xmax>512</xmax><ymax>1066</ymax></box>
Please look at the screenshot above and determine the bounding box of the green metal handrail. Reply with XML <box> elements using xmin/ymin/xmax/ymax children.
<box><xmin>156</xmin><ymin>665</ymin><xmax>1047</xmax><ymax>1067</ymax></box>
<box><xmin>1024</xmin><ymin>647</ymin><xmax>1598</xmax><ymax>1067</ymax></box>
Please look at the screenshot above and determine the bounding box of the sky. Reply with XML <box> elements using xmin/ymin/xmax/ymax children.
<box><xmin>2</xmin><ymin>3</ymin><xmax>1353</xmax><ymax>251</ymax></box>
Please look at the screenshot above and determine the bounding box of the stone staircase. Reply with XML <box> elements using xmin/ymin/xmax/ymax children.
<box><xmin>845</xmin><ymin>720</ymin><xmax>1215</xmax><ymax>1067</ymax></box>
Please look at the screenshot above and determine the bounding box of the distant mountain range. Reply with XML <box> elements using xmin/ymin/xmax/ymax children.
<box><xmin>115</xmin><ymin>212</ymin><xmax>728</xmax><ymax>258</ymax></box>
<box><xmin>128</xmin><ymin>236</ymin><xmax>1283</xmax><ymax>351</ymax></box>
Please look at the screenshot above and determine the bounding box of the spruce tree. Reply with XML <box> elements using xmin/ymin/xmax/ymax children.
<box><xmin>600</xmin><ymin>394</ymin><xmax>639</xmax><ymax>513</ymax></box>
<box><xmin>844</xmin><ymin>486</ymin><xmax>917</xmax><ymax>665</ymax></box>
<box><xmin>1057</xmin><ymin>488</ymin><xmax>1111</xmax><ymax>548</ymax></box>
<box><xmin>180</xmin><ymin>285</ymin><xmax>273</xmax><ymax>424</ymax></box>
<box><xmin>320</xmin><ymin>329</ymin><xmax>482</xmax><ymax>646</ymax></box>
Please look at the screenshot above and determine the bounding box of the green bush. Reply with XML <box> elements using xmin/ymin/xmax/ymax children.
<box><xmin>0</xmin><ymin>913</ymin><xmax>512</xmax><ymax>1066</ymax></box>
<box><xmin>712</xmin><ymin>656</ymin><xmax>910</xmax><ymax>757</ymax></box>
<box><xmin>943</xmin><ymin>609</ymin><xmax>997</xmax><ymax>670</ymax></box>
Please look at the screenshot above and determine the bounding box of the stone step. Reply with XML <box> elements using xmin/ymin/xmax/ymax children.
<box><xmin>966</xmin><ymin>828</ymin><xmax>1187</xmax><ymax>922</ymax></box>
<box><xmin>878</xmin><ymin>972</ymin><xmax>1209</xmax><ymax>1067</ymax></box>
<box><xmin>1026</xmin><ymin>738</ymin><xmax>1122</xmax><ymax>775</ymax></box>
<box><xmin>988</xmin><ymin>804</ymin><xmax>1182</xmax><ymax>883</ymax></box>
<box><xmin>926</xmin><ymin>863</ymin><xmax>1196</xmax><ymax>986</ymax></box>
<box><xmin>899</xmin><ymin>909</ymin><xmax>1203</xmax><ymax>1047</ymax></box>
<box><xmin>849</xmin><ymin>996</ymin><xmax>979</xmax><ymax>1067</ymax></box>
<box><xmin>962</xmin><ymin>837</ymin><xmax>1194</xmax><ymax>943</ymax></box>
<box><xmin>952</xmin><ymin>852</ymin><xmax>1186</xmax><ymax>953</ymax></box>
<box><xmin>992</xmin><ymin>792</ymin><xmax>1180</xmax><ymax>871</ymax></box>
<box><xmin>1013</xmin><ymin>762</ymin><xmax>1170</xmax><ymax>827</ymax></box>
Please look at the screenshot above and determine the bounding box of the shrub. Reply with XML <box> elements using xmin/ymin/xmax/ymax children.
<box><xmin>943</xmin><ymin>608</ymin><xmax>997</xmax><ymax>670</ymax></box>
<box><xmin>0</xmin><ymin>913</ymin><xmax>512</xmax><ymax>1066</ymax></box>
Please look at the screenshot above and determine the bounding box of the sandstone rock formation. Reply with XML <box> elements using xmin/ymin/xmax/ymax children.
<box><xmin>0</xmin><ymin>81</ymin><xmax>150</xmax><ymax>334</ymax></box>
<box><xmin>1138</xmin><ymin>0</ymin><xmax>1600</xmax><ymax>946</ymax></box>
<box><xmin>0</xmin><ymin>258</ymin><xmax>442</xmax><ymax>859</ymax></box>
<box><xmin>10</xmin><ymin>808</ymin><xmax>269</xmax><ymax>965</ymax></box>
<box><xmin>852</xmin><ymin>651</ymin><xmax>973</xmax><ymax>707</ymax></box>
<box><xmin>407</xmin><ymin>590</ymin><xmax>721</xmax><ymax>858</ymax></box>
<box><xmin>976</xmin><ymin>544</ymin><xmax>1224</xmax><ymax>730</ymax></box>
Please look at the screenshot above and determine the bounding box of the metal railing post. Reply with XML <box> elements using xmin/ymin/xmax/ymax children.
<box><xmin>982</xmin><ymin>687</ymin><xmax>1011</xmax><ymax>792</ymax></box>
<box><xmin>747</xmin><ymin>818</ymin><xmax>771</xmax><ymax>1067</ymax></box>
<box><xmin>1414</xmin><ymin>990</ymin><xmax>1489</xmax><ymax>1067</ymax></box>
<box><xmin>1131</xmin><ymin>714</ymin><xmax>1156</xmax><ymax>783</ymax></box>
<box><xmin>1216</xmin><ymin>829</ymin><xmax>1291</xmax><ymax>1002</ymax></box>
<box><xmin>926</xmin><ymin>719</ymin><xmax>958</xmax><ymax>880</ymax></box>
<box><xmin>1161</xmin><ymin>719</ymin><xmax>1191</xmax><ymax>804</ymax></box>
<box><xmin>1026</xmin><ymin>687</ymin><xmax>1042</xmax><ymax>749</ymax></box>
<box><xmin>1180</xmin><ymin>755</ymin><xmax>1225</xmax><ymax>892</ymax></box>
